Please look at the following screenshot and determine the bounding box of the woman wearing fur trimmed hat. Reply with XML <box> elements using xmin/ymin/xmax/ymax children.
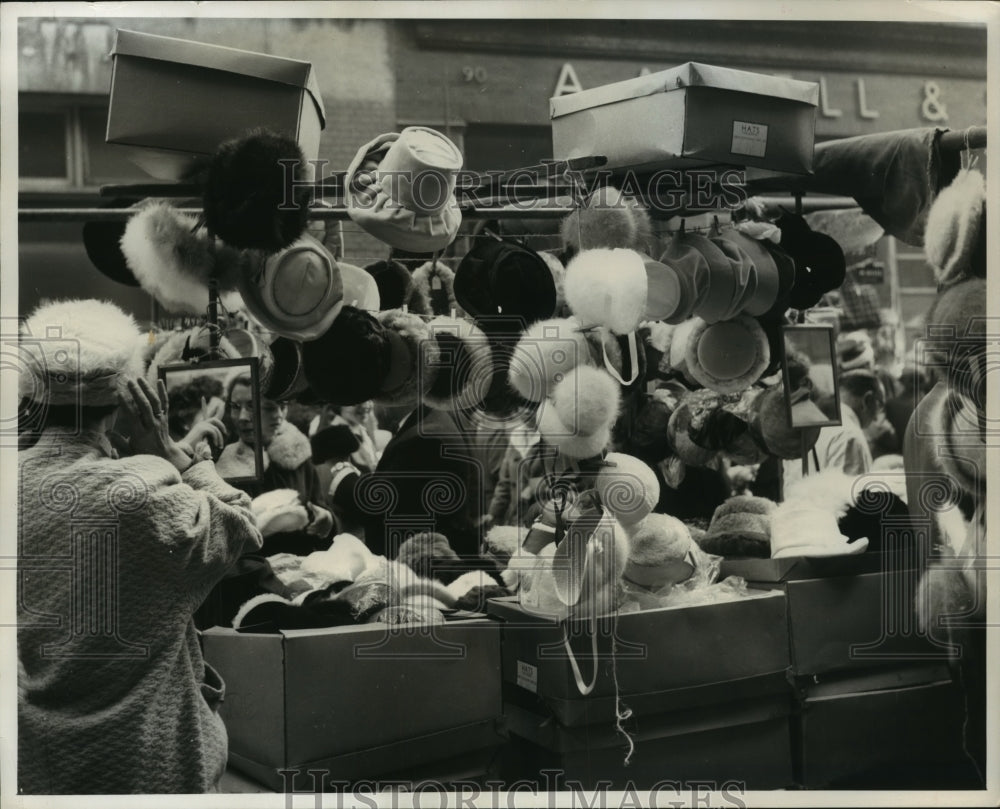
<box><xmin>17</xmin><ymin>299</ymin><xmax>262</xmax><ymax>794</ymax></box>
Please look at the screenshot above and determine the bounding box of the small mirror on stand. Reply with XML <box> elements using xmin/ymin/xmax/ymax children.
<box><xmin>780</xmin><ymin>325</ymin><xmax>842</xmax><ymax>430</ymax></box>
<box><xmin>159</xmin><ymin>357</ymin><xmax>263</xmax><ymax>484</ymax></box>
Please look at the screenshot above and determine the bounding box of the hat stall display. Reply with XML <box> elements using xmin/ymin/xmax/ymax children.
<box><xmin>622</xmin><ymin>512</ymin><xmax>696</xmax><ymax>588</ymax></box>
<box><xmin>923</xmin><ymin>168</ymin><xmax>987</xmax><ymax>286</ymax></box>
<box><xmin>338</xmin><ymin>260</ymin><xmax>382</xmax><ymax>313</ymax></box>
<box><xmin>411</xmin><ymin>260</ymin><xmax>463</xmax><ymax>317</ymax></box>
<box><xmin>775</xmin><ymin>213</ymin><xmax>847</xmax><ymax>311</ymax></box>
<box><xmin>698</xmin><ymin>496</ymin><xmax>776</xmax><ymax>558</ymax></box>
<box><xmin>537</xmin><ymin>364</ymin><xmax>621</xmax><ymax>460</ymax></box>
<box><xmin>19</xmin><ymin>299</ymin><xmax>144</xmax><ymax>408</ymax></box>
<box><xmin>202</xmin><ymin>130</ymin><xmax>311</xmax><ymax>253</ymax></box>
<box><xmin>363</xmin><ymin>260</ymin><xmax>416</xmax><ymax>312</ymax></box>
<box><xmin>594</xmin><ymin>452</ymin><xmax>661</xmax><ymax>528</ymax></box>
<box><xmin>310</xmin><ymin>424</ymin><xmax>362</xmax><ymax>465</ymax></box>
<box><xmin>236</xmin><ymin>233</ymin><xmax>344</xmax><ymax>341</ymax></box>
<box><xmin>373</xmin><ymin>308</ymin><xmax>440</xmax><ymax>408</ymax></box>
<box><xmin>658</xmin><ymin>236</ymin><xmax>710</xmax><ymax>325</ymax></box>
<box><xmin>345</xmin><ymin>127</ymin><xmax>464</xmax><ymax>254</ymax></box>
<box><xmin>301</xmin><ymin>306</ymin><xmax>391</xmax><ymax>405</ymax></box>
<box><xmin>564</xmin><ymin>248</ymin><xmax>649</xmax><ymax>335</ymax></box>
<box><xmin>507</xmin><ymin>316</ymin><xmax>592</xmax><ymax>403</ymax></box>
<box><xmin>560</xmin><ymin>186</ymin><xmax>653</xmax><ymax>254</ymax></box>
<box><xmin>421</xmin><ymin>315</ymin><xmax>494</xmax><ymax>411</ymax></box>
<box><xmin>684</xmin><ymin>315</ymin><xmax>771</xmax><ymax>394</ymax></box>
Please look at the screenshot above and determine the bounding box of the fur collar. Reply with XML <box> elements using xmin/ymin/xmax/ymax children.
<box><xmin>266</xmin><ymin>420</ymin><xmax>313</xmax><ymax>471</ymax></box>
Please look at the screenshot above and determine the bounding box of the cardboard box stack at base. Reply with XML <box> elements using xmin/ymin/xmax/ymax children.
<box><xmin>107</xmin><ymin>29</ymin><xmax>326</xmax><ymax>181</ymax></box>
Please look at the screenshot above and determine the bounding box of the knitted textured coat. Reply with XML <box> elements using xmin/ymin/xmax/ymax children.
<box><xmin>17</xmin><ymin>428</ymin><xmax>262</xmax><ymax>794</ymax></box>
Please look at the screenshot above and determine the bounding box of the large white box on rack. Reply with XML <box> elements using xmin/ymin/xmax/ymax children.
<box><xmin>550</xmin><ymin>62</ymin><xmax>818</xmax><ymax>175</ymax></box>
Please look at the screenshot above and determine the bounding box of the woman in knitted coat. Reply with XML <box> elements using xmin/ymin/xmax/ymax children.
<box><xmin>17</xmin><ymin>299</ymin><xmax>262</xmax><ymax>794</ymax></box>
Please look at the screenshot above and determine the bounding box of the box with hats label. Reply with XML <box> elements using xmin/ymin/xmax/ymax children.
<box><xmin>550</xmin><ymin>62</ymin><xmax>818</xmax><ymax>176</ymax></box>
<box><xmin>201</xmin><ymin>617</ymin><xmax>503</xmax><ymax>791</ymax></box>
<box><xmin>486</xmin><ymin>591</ymin><xmax>790</xmax><ymax>728</ymax></box>
<box><xmin>720</xmin><ymin>554</ymin><xmax>948</xmax><ymax>677</ymax></box>
<box><xmin>106</xmin><ymin>29</ymin><xmax>326</xmax><ymax>181</ymax></box>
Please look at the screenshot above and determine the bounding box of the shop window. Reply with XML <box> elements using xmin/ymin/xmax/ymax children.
<box><xmin>18</xmin><ymin>109</ymin><xmax>70</xmax><ymax>183</ymax></box>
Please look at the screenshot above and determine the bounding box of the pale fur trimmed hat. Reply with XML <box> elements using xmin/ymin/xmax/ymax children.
<box><xmin>507</xmin><ymin>316</ymin><xmax>592</xmax><ymax>403</ymax></box>
<box><xmin>924</xmin><ymin>168</ymin><xmax>986</xmax><ymax>287</ymax></box>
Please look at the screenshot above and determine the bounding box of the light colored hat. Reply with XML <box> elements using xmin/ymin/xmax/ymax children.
<box><xmin>658</xmin><ymin>237</ymin><xmax>710</xmax><ymax>325</ymax></box>
<box><xmin>339</xmin><ymin>260</ymin><xmax>381</xmax><ymax>312</ymax></box>
<box><xmin>537</xmin><ymin>364</ymin><xmax>620</xmax><ymax>459</ymax></box>
<box><xmin>251</xmin><ymin>489</ymin><xmax>310</xmax><ymax>538</ymax></box>
<box><xmin>236</xmin><ymin>233</ymin><xmax>344</xmax><ymax>341</ymax></box>
<box><xmin>564</xmin><ymin>248</ymin><xmax>648</xmax><ymax>335</ymax></box>
<box><xmin>346</xmin><ymin>127</ymin><xmax>464</xmax><ymax>253</ymax></box>
<box><xmin>924</xmin><ymin>168</ymin><xmax>986</xmax><ymax>287</ymax></box>
<box><xmin>623</xmin><ymin>512</ymin><xmax>695</xmax><ymax>588</ymax></box>
<box><xmin>594</xmin><ymin>452</ymin><xmax>660</xmax><ymax>527</ymax></box>
<box><xmin>770</xmin><ymin>500</ymin><xmax>868</xmax><ymax>559</ymax></box>
<box><xmin>685</xmin><ymin>315</ymin><xmax>770</xmax><ymax>394</ymax></box>
<box><xmin>508</xmin><ymin>316</ymin><xmax>592</xmax><ymax>402</ymax></box>
<box><xmin>19</xmin><ymin>299</ymin><xmax>144</xmax><ymax>408</ymax></box>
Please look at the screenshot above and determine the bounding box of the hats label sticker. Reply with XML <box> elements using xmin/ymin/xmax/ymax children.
<box><xmin>516</xmin><ymin>660</ymin><xmax>538</xmax><ymax>693</ymax></box>
<box><xmin>731</xmin><ymin>121</ymin><xmax>768</xmax><ymax>158</ymax></box>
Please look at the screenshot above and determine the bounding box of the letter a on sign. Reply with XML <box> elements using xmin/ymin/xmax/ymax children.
<box><xmin>555</xmin><ymin>63</ymin><xmax>583</xmax><ymax>96</ymax></box>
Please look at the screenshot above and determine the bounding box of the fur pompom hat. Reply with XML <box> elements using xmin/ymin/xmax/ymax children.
<box><xmin>564</xmin><ymin>248</ymin><xmax>648</xmax><ymax>335</ymax></box>
<box><xmin>120</xmin><ymin>202</ymin><xmax>244</xmax><ymax>315</ymax></box>
<box><xmin>301</xmin><ymin>306</ymin><xmax>391</xmax><ymax>405</ymax></box>
<box><xmin>623</xmin><ymin>512</ymin><xmax>695</xmax><ymax>588</ymax></box>
<box><xmin>411</xmin><ymin>260</ymin><xmax>463</xmax><ymax>318</ymax></box>
<box><xmin>507</xmin><ymin>316</ymin><xmax>592</xmax><ymax>403</ymax></box>
<box><xmin>422</xmin><ymin>315</ymin><xmax>494</xmax><ymax>411</ymax></box>
<box><xmin>560</xmin><ymin>186</ymin><xmax>653</xmax><ymax>254</ymax></box>
<box><xmin>374</xmin><ymin>308</ymin><xmax>439</xmax><ymax>408</ymax></box>
<box><xmin>594</xmin><ymin>452</ymin><xmax>660</xmax><ymax>528</ymax></box>
<box><xmin>924</xmin><ymin>168</ymin><xmax>986</xmax><ymax>287</ymax></box>
<box><xmin>537</xmin><ymin>364</ymin><xmax>621</xmax><ymax>460</ymax></box>
<box><xmin>699</xmin><ymin>495</ymin><xmax>776</xmax><ymax>559</ymax></box>
<box><xmin>202</xmin><ymin>129</ymin><xmax>310</xmax><ymax>253</ymax></box>
<box><xmin>20</xmin><ymin>299</ymin><xmax>144</xmax><ymax>407</ymax></box>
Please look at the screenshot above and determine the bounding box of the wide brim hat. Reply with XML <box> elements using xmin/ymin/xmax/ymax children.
<box><xmin>776</xmin><ymin>213</ymin><xmax>846</xmax><ymax>310</ymax></box>
<box><xmin>565</xmin><ymin>248</ymin><xmax>648</xmax><ymax>335</ymax></box>
<box><xmin>750</xmin><ymin>384</ymin><xmax>821</xmax><ymax>460</ymax></box>
<box><xmin>345</xmin><ymin>127</ymin><xmax>464</xmax><ymax>254</ymax></box>
<box><xmin>236</xmin><ymin>233</ymin><xmax>344</xmax><ymax>341</ymax></box>
<box><xmin>623</xmin><ymin>512</ymin><xmax>695</xmax><ymax>588</ymax></box>
<box><xmin>724</xmin><ymin>230</ymin><xmax>780</xmax><ymax>317</ymax></box>
<box><xmin>421</xmin><ymin>316</ymin><xmax>494</xmax><ymax>410</ymax></box>
<box><xmin>374</xmin><ymin>308</ymin><xmax>439</xmax><ymax>408</ymax></box>
<box><xmin>658</xmin><ymin>237</ymin><xmax>710</xmax><ymax>325</ymax></box>
<box><xmin>455</xmin><ymin>237</ymin><xmax>557</xmax><ymax>326</ymax></box>
<box><xmin>301</xmin><ymin>306</ymin><xmax>392</xmax><ymax>406</ymax></box>
<box><xmin>685</xmin><ymin>315</ymin><xmax>770</xmax><ymax>394</ymax></box>
<box><xmin>19</xmin><ymin>299</ymin><xmax>144</xmax><ymax>408</ymax></box>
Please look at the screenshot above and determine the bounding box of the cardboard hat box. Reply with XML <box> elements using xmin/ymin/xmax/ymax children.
<box><xmin>201</xmin><ymin>618</ymin><xmax>503</xmax><ymax>791</ymax></box>
<box><xmin>550</xmin><ymin>62</ymin><xmax>818</xmax><ymax>175</ymax></box>
<box><xmin>721</xmin><ymin>554</ymin><xmax>951</xmax><ymax>677</ymax></box>
<box><xmin>107</xmin><ymin>29</ymin><xmax>326</xmax><ymax>181</ymax></box>
<box><xmin>487</xmin><ymin>591</ymin><xmax>790</xmax><ymax>727</ymax></box>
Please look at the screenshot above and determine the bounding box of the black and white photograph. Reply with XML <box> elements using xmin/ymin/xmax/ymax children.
<box><xmin>3</xmin><ymin>2</ymin><xmax>996</xmax><ymax>807</ymax></box>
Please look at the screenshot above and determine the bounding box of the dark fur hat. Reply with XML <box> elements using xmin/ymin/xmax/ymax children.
<box><xmin>301</xmin><ymin>306</ymin><xmax>392</xmax><ymax>405</ymax></box>
<box><xmin>311</xmin><ymin>424</ymin><xmax>362</xmax><ymax>465</ymax></box>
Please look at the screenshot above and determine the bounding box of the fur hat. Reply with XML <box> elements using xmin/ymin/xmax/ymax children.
<box><xmin>311</xmin><ymin>424</ymin><xmax>361</xmax><ymax>465</ymax></box>
<box><xmin>560</xmin><ymin>186</ymin><xmax>653</xmax><ymax>254</ymax></box>
<box><xmin>346</xmin><ymin>127</ymin><xmax>464</xmax><ymax>253</ymax></box>
<box><xmin>594</xmin><ymin>452</ymin><xmax>660</xmax><ymax>527</ymax></box>
<box><xmin>922</xmin><ymin>276</ymin><xmax>987</xmax><ymax>395</ymax></box>
<box><xmin>374</xmin><ymin>308</ymin><xmax>439</xmax><ymax>407</ymax></box>
<box><xmin>300</xmin><ymin>533</ymin><xmax>377</xmax><ymax>585</ymax></box>
<box><xmin>339</xmin><ymin>261</ymin><xmax>382</xmax><ymax>312</ymax></box>
<box><xmin>538</xmin><ymin>251</ymin><xmax>570</xmax><ymax>317</ymax></box>
<box><xmin>623</xmin><ymin>512</ymin><xmax>695</xmax><ymax>588</ymax></box>
<box><xmin>771</xmin><ymin>472</ymin><xmax>869</xmax><ymax>558</ymax></box>
<box><xmin>202</xmin><ymin>129</ymin><xmax>310</xmax><ymax>252</ymax></box>
<box><xmin>454</xmin><ymin>238</ymin><xmax>557</xmax><ymax>326</ymax></box>
<box><xmin>411</xmin><ymin>261</ymin><xmax>463</xmax><ymax>317</ymax></box>
<box><xmin>251</xmin><ymin>488</ymin><xmax>310</xmax><ymax>537</ymax></box>
<box><xmin>699</xmin><ymin>496</ymin><xmax>776</xmax><ymax>558</ymax></box>
<box><xmin>422</xmin><ymin>315</ymin><xmax>494</xmax><ymax>411</ymax></box>
<box><xmin>775</xmin><ymin>213</ymin><xmax>846</xmax><ymax>311</ymax></box>
<box><xmin>685</xmin><ymin>315</ymin><xmax>770</xmax><ymax>394</ymax></box>
<box><xmin>537</xmin><ymin>365</ymin><xmax>621</xmax><ymax>459</ymax></box>
<box><xmin>564</xmin><ymin>248</ymin><xmax>648</xmax><ymax>335</ymax></box>
<box><xmin>396</xmin><ymin>532</ymin><xmax>460</xmax><ymax>581</ymax></box>
<box><xmin>483</xmin><ymin>525</ymin><xmax>524</xmax><ymax>567</ymax></box>
<box><xmin>236</xmin><ymin>233</ymin><xmax>344</xmax><ymax>341</ymax></box>
<box><xmin>508</xmin><ymin>316</ymin><xmax>592</xmax><ymax>402</ymax></box>
<box><xmin>119</xmin><ymin>203</ymin><xmax>244</xmax><ymax>315</ymax></box>
<box><xmin>924</xmin><ymin>169</ymin><xmax>986</xmax><ymax>287</ymax></box>
<box><xmin>666</xmin><ymin>317</ymin><xmax>702</xmax><ymax>386</ymax></box>
<box><xmin>301</xmin><ymin>306</ymin><xmax>391</xmax><ymax>405</ymax></box>
<box><xmin>265</xmin><ymin>336</ymin><xmax>310</xmax><ymax>401</ymax></box>
<box><xmin>19</xmin><ymin>299</ymin><xmax>144</xmax><ymax>407</ymax></box>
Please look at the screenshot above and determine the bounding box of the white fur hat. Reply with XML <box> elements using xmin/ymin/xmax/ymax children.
<box><xmin>508</xmin><ymin>316</ymin><xmax>592</xmax><ymax>402</ymax></box>
<box><xmin>19</xmin><ymin>299</ymin><xmax>144</xmax><ymax>407</ymax></box>
<box><xmin>120</xmin><ymin>202</ymin><xmax>243</xmax><ymax>316</ymax></box>
<box><xmin>251</xmin><ymin>489</ymin><xmax>310</xmax><ymax>538</ymax></box>
<box><xmin>924</xmin><ymin>168</ymin><xmax>986</xmax><ymax>287</ymax></box>
<box><xmin>594</xmin><ymin>452</ymin><xmax>660</xmax><ymax>527</ymax></box>
<box><xmin>537</xmin><ymin>364</ymin><xmax>621</xmax><ymax>459</ymax></box>
<box><xmin>770</xmin><ymin>472</ymin><xmax>869</xmax><ymax>558</ymax></box>
<box><xmin>564</xmin><ymin>248</ymin><xmax>649</xmax><ymax>335</ymax></box>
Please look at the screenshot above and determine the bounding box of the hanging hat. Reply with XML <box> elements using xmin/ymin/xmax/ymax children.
<box><xmin>759</xmin><ymin>242</ymin><xmax>797</xmax><ymax>318</ymax></box>
<box><xmin>119</xmin><ymin>203</ymin><xmax>244</xmax><ymax>316</ymax></box>
<box><xmin>202</xmin><ymin>130</ymin><xmax>311</xmax><ymax>253</ymax></box>
<box><xmin>770</xmin><ymin>500</ymin><xmax>868</xmax><ymax>559</ymax></box>
<box><xmin>422</xmin><ymin>315</ymin><xmax>494</xmax><ymax>410</ymax></box>
<box><xmin>560</xmin><ymin>186</ymin><xmax>653</xmax><ymax>254</ymax></box>
<box><xmin>537</xmin><ymin>365</ymin><xmax>620</xmax><ymax>460</ymax></box>
<box><xmin>19</xmin><ymin>299</ymin><xmax>144</xmax><ymax>408</ymax></box>
<box><xmin>699</xmin><ymin>496</ymin><xmax>776</xmax><ymax>558</ymax></box>
<box><xmin>538</xmin><ymin>251</ymin><xmax>570</xmax><ymax>317</ymax></box>
<box><xmin>236</xmin><ymin>233</ymin><xmax>344</xmax><ymax>341</ymax></box>
<box><xmin>265</xmin><ymin>336</ymin><xmax>310</xmax><ymax>401</ymax></box>
<box><xmin>709</xmin><ymin>235</ymin><xmax>760</xmax><ymax>321</ymax></box>
<box><xmin>666</xmin><ymin>317</ymin><xmax>702</xmax><ymax>386</ymax></box>
<box><xmin>724</xmin><ymin>230</ymin><xmax>780</xmax><ymax>317</ymax></box>
<box><xmin>667</xmin><ymin>401</ymin><xmax>717</xmax><ymax>467</ymax></box>
<box><xmin>749</xmin><ymin>384</ymin><xmax>821</xmax><ymax>460</ymax></box>
<box><xmin>339</xmin><ymin>260</ymin><xmax>382</xmax><ymax>313</ymax></box>
<box><xmin>311</xmin><ymin>424</ymin><xmax>362</xmax><ymax>465</ymax></box>
<box><xmin>639</xmin><ymin>254</ymin><xmax>687</xmax><ymax>322</ymax></box>
<box><xmin>684</xmin><ymin>315</ymin><xmax>770</xmax><ymax>394</ymax></box>
<box><xmin>454</xmin><ymin>237</ymin><xmax>557</xmax><ymax>326</ymax></box>
<box><xmin>594</xmin><ymin>452</ymin><xmax>660</xmax><ymax>527</ymax></box>
<box><xmin>223</xmin><ymin>327</ymin><xmax>275</xmax><ymax>394</ymax></box>
<box><xmin>411</xmin><ymin>260</ymin><xmax>463</xmax><ymax>317</ymax></box>
<box><xmin>775</xmin><ymin>213</ymin><xmax>846</xmax><ymax>311</ymax></box>
<box><xmin>924</xmin><ymin>168</ymin><xmax>986</xmax><ymax>287</ymax></box>
<box><xmin>372</xmin><ymin>309</ymin><xmax>439</xmax><ymax>408</ymax></box>
<box><xmin>364</xmin><ymin>259</ymin><xmax>413</xmax><ymax>311</ymax></box>
<box><xmin>82</xmin><ymin>200</ymin><xmax>141</xmax><ymax>287</ymax></box>
<box><xmin>680</xmin><ymin>234</ymin><xmax>737</xmax><ymax>324</ymax></box>
<box><xmin>345</xmin><ymin>127</ymin><xmax>464</xmax><ymax>253</ymax></box>
<box><xmin>658</xmin><ymin>236</ymin><xmax>710</xmax><ymax>325</ymax></box>
<box><xmin>301</xmin><ymin>306</ymin><xmax>391</xmax><ymax>405</ymax></box>
<box><xmin>508</xmin><ymin>316</ymin><xmax>592</xmax><ymax>403</ymax></box>
<box><xmin>564</xmin><ymin>248</ymin><xmax>648</xmax><ymax>335</ymax></box>
<box><xmin>623</xmin><ymin>512</ymin><xmax>695</xmax><ymax>588</ymax></box>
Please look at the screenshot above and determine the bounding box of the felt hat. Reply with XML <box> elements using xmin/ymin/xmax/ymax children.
<box><xmin>749</xmin><ymin>384</ymin><xmax>821</xmax><ymax>460</ymax></box>
<box><xmin>19</xmin><ymin>299</ymin><xmax>144</xmax><ymax>408</ymax></box>
<box><xmin>508</xmin><ymin>316</ymin><xmax>592</xmax><ymax>403</ymax></box>
<box><xmin>757</xmin><ymin>242</ymin><xmax>797</xmax><ymax>318</ymax></box>
<box><xmin>699</xmin><ymin>496</ymin><xmax>776</xmax><ymax>558</ymax></box>
<box><xmin>770</xmin><ymin>500</ymin><xmax>868</xmax><ymax>559</ymax></box>
<box><xmin>564</xmin><ymin>248</ymin><xmax>648</xmax><ymax>336</ymax></box>
<box><xmin>924</xmin><ymin>168</ymin><xmax>986</xmax><ymax>287</ymax></box>
<box><xmin>119</xmin><ymin>202</ymin><xmax>244</xmax><ymax>316</ymax></box>
<box><xmin>301</xmin><ymin>306</ymin><xmax>392</xmax><ymax>405</ymax></box>
<box><xmin>411</xmin><ymin>260</ymin><xmax>462</xmax><ymax>317</ymax></box>
<box><xmin>594</xmin><ymin>452</ymin><xmax>660</xmax><ymax>527</ymax></box>
<box><xmin>683</xmin><ymin>234</ymin><xmax>737</xmax><ymax>324</ymax></box>
<box><xmin>251</xmin><ymin>489</ymin><xmax>310</xmax><ymax>537</ymax></box>
<box><xmin>338</xmin><ymin>260</ymin><xmax>381</xmax><ymax>312</ymax></box>
<box><xmin>685</xmin><ymin>315</ymin><xmax>771</xmax><ymax>394</ymax></box>
<box><xmin>422</xmin><ymin>315</ymin><xmax>494</xmax><ymax>410</ymax></box>
<box><xmin>310</xmin><ymin>424</ymin><xmax>361</xmax><ymax>465</ymax></box>
<box><xmin>373</xmin><ymin>308</ymin><xmax>439</xmax><ymax>408</ymax></box>
<box><xmin>723</xmin><ymin>230</ymin><xmax>780</xmax><ymax>317</ymax></box>
<box><xmin>623</xmin><ymin>512</ymin><xmax>695</xmax><ymax>588</ymax></box>
<box><xmin>236</xmin><ymin>233</ymin><xmax>344</xmax><ymax>341</ymax></box>
<box><xmin>265</xmin><ymin>335</ymin><xmax>310</xmax><ymax>401</ymax></box>
<box><xmin>560</xmin><ymin>186</ymin><xmax>653</xmax><ymax>254</ymax></box>
<box><xmin>775</xmin><ymin>213</ymin><xmax>846</xmax><ymax>311</ymax></box>
<box><xmin>454</xmin><ymin>238</ymin><xmax>557</xmax><ymax>326</ymax></box>
<box><xmin>345</xmin><ymin>127</ymin><xmax>464</xmax><ymax>253</ymax></box>
<box><xmin>364</xmin><ymin>259</ymin><xmax>413</xmax><ymax>311</ymax></box>
<box><xmin>658</xmin><ymin>236</ymin><xmax>710</xmax><ymax>325</ymax></box>
<box><xmin>639</xmin><ymin>254</ymin><xmax>688</xmax><ymax>322</ymax></box>
<box><xmin>707</xmin><ymin>236</ymin><xmax>757</xmax><ymax>321</ymax></box>
<box><xmin>537</xmin><ymin>364</ymin><xmax>621</xmax><ymax>460</ymax></box>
